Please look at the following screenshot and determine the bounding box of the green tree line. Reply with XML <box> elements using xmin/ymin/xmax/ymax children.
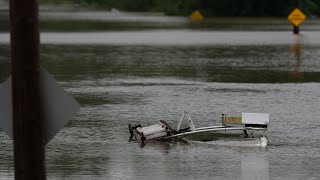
<box><xmin>41</xmin><ymin>0</ymin><xmax>320</xmax><ymax>17</ymax></box>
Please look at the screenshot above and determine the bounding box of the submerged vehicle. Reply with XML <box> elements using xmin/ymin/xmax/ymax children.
<box><xmin>128</xmin><ymin>111</ymin><xmax>269</xmax><ymax>148</ymax></box>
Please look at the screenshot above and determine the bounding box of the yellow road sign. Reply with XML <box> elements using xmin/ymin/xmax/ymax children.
<box><xmin>288</xmin><ymin>8</ymin><xmax>306</xmax><ymax>27</ymax></box>
<box><xmin>190</xmin><ymin>10</ymin><xmax>204</xmax><ymax>21</ymax></box>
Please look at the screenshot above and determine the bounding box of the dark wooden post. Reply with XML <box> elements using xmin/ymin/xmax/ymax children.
<box><xmin>293</xmin><ymin>0</ymin><xmax>300</xmax><ymax>34</ymax></box>
<box><xmin>9</xmin><ymin>0</ymin><xmax>46</xmax><ymax>179</ymax></box>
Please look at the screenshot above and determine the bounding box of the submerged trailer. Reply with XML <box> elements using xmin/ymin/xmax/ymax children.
<box><xmin>129</xmin><ymin>111</ymin><xmax>269</xmax><ymax>148</ymax></box>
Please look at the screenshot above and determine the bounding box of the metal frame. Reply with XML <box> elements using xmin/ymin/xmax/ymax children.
<box><xmin>129</xmin><ymin>111</ymin><xmax>268</xmax><ymax>147</ymax></box>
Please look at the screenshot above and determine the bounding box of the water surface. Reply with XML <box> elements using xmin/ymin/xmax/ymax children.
<box><xmin>1</xmin><ymin>10</ymin><xmax>320</xmax><ymax>180</ymax></box>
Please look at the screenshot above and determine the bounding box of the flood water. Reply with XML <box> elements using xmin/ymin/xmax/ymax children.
<box><xmin>1</xmin><ymin>9</ymin><xmax>320</xmax><ymax>180</ymax></box>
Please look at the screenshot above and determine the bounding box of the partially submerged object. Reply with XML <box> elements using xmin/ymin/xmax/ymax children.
<box><xmin>129</xmin><ymin>111</ymin><xmax>269</xmax><ymax>148</ymax></box>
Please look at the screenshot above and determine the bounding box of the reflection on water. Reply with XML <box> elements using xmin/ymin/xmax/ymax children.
<box><xmin>241</xmin><ymin>153</ymin><xmax>269</xmax><ymax>180</ymax></box>
<box><xmin>1</xmin><ymin>75</ymin><xmax>320</xmax><ymax>179</ymax></box>
<box><xmin>2</xmin><ymin>44</ymin><xmax>320</xmax><ymax>84</ymax></box>
<box><xmin>41</xmin><ymin>44</ymin><xmax>320</xmax><ymax>83</ymax></box>
<box><xmin>1</xmin><ymin>31</ymin><xmax>320</xmax><ymax>46</ymax></box>
<box><xmin>0</xmin><ymin>131</ymin><xmax>13</xmax><ymax>179</ymax></box>
<box><xmin>289</xmin><ymin>35</ymin><xmax>303</xmax><ymax>82</ymax></box>
<box><xmin>40</xmin><ymin>11</ymin><xmax>187</xmax><ymax>23</ymax></box>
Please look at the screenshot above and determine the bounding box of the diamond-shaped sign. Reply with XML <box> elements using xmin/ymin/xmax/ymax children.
<box><xmin>288</xmin><ymin>8</ymin><xmax>306</xmax><ymax>27</ymax></box>
<box><xmin>190</xmin><ymin>10</ymin><xmax>204</xmax><ymax>21</ymax></box>
<box><xmin>0</xmin><ymin>68</ymin><xmax>80</xmax><ymax>144</ymax></box>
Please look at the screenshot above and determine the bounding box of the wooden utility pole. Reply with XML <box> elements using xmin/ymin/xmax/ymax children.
<box><xmin>9</xmin><ymin>0</ymin><xmax>46</xmax><ymax>179</ymax></box>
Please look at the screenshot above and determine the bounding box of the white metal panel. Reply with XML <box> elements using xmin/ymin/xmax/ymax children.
<box><xmin>0</xmin><ymin>68</ymin><xmax>80</xmax><ymax>144</ymax></box>
<box><xmin>145</xmin><ymin>132</ymin><xmax>167</xmax><ymax>140</ymax></box>
<box><xmin>41</xmin><ymin>68</ymin><xmax>80</xmax><ymax>144</ymax></box>
<box><xmin>0</xmin><ymin>77</ymin><xmax>12</xmax><ymax>137</ymax></box>
<box><xmin>141</xmin><ymin>123</ymin><xmax>166</xmax><ymax>136</ymax></box>
<box><xmin>242</xmin><ymin>113</ymin><xmax>269</xmax><ymax>125</ymax></box>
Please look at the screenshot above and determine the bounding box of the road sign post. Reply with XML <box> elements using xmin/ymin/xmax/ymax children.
<box><xmin>4</xmin><ymin>0</ymin><xmax>80</xmax><ymax>179</ymax></box>
<box><xmin>9</xmin><ymin>0</ymin><xmax>46</xmax><ymax>179</ymax></box>
<box><xmin>288</xmin><ymin>8</ymin><xmax>306</xmax><ymax>35</ymax></box>
<box><xmin>293</xmin><ymin>25</ymin><xmax>299</xmax><ymax>34</ymax></box>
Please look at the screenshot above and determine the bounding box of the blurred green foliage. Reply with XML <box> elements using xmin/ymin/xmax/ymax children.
<box><xmin>39</xmin><ymin>0</ymin><xmax>320</xmax><ymax>17</ymax></box>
